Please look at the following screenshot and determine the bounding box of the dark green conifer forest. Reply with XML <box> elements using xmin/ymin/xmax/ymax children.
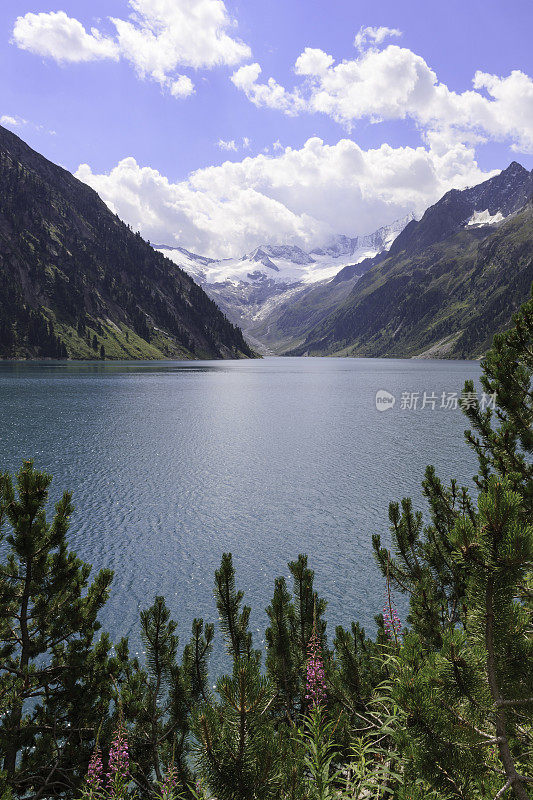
<box><xmin>1</xmin><ymin>291</ymin><xmax>532</xmax><ymax>800</ymax></box>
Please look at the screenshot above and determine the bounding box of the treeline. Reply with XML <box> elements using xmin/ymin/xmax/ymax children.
<box><xmin>0</xmin><ymin>302</ymin><xmax>68</xmax><ymax>359</ymax></box>
<box><xmin>1</xmin><ymin>294</ymin><xmax>532</xmax><ymax>800</ymax></box>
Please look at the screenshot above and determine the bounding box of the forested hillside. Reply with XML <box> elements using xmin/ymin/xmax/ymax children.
<box><xmin>0</xmin><ymin>125</ymin><xmax>254</xmax><ymax>360</ymax></box>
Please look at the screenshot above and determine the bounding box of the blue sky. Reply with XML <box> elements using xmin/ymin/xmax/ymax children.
<box><xmin>1</xmin><ymin>0</ymin><xmax>532</xmax><ymax>256</ymax></box>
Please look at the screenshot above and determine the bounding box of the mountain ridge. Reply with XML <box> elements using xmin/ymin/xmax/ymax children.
<box><xmin>388</xmin><ymin>161</ymin><xmax>532</xmax><ymax>257</ymax></box>
<box><xmin>0</xmin><ymin>124</ymin><xmax>254</xmax><ymax>360</ymax></box>
<box><xmin>287</xmin><ymin>164</ymin><xmax>533</xmax><ymax>359</ymax></box>
<box><xmin>157</xmin><ymin>213</ymin><xmax>415</xmax><ymax>287</ymax></box>
<box><xmin>156</xmin><ymin>214</ymin><xmax>415</xmax><ymax>352</ymax></box>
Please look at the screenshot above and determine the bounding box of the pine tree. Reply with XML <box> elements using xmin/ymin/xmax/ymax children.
<box><xmin>0</xmin><ymin>461</ymin><xmax>115</xmax><ymax>798</ymax></box>
<box><xmin>462</xmin><ymin>291</ymin><xmax>533</xmax><ymax>513</ymax></box>
<box><xmin>117</xmin><ymin>598</ymin><xmax>213</xmax><ymax>796</ymax></box>
<box><xmin>265</xmin><ymin>577</ymin><xmax>299</xmax><ymax>721</ymax></box>
<box><xmin>288</xmin><ymin>555</ymin><xmax>327</xmax><ymax>671</ymax></box>
<box><xmin>214</xmin><ymin>553</ymin><xmax>256</xmax><ymax>663</ymax></box>
<box><xmin>373</xmin><ymin>470</ymin><xmax>473</xmax><ymax>646</ymax></box>
<box><xmin>330</xmin><ymin>621</ymin><xmax>385</xmax><ymax>722</ymax></box>
<box><xmin>193</xmin><ymin>554</ymin><xmax>280</xmax><ymax>800</ymax></box>
<box><xmin>453</xmin><ymin>478</ymin><xmax>532</xmax><ymax>798</ymax></box>
<box><xmin>265</xmin><ymin>555</ymin><xmax>328</xmax><ymax>720</ymax></box>
<box><xmin>372</xmin><ymin>294</ymin><xmax>533</xmax><ymax>799</ymax></box>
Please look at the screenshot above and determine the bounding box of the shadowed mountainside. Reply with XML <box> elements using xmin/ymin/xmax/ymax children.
<box><xmin>0</xmin><ymin>125</ymin><xmax>255</xmax><ymax>360</ymax></box>
<box><xmin>288</xmin><ymin>163</ymin><xmax>533</xmax><ymax>359</ymax></box>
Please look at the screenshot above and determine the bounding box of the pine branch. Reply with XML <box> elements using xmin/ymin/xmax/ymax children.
<box><xmin>485</xmin><ymin>568</ymin><xmax>531</xmax><ymax>800</ymax></box>
<box><xmin>494</xmin><ymin>698</ymin><xmax>533</xmax><ymax>708</ymax></box>
<box><xmin>494</xmin><ymin>778</ymin><xmax>512</xmax><ymax>799</ymax></box>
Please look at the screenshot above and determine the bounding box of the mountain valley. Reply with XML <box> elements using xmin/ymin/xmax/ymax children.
<box><xmin>157</xmin><ymin>162</ymin><xmax>533</xmax><ymax>359</ymax></box>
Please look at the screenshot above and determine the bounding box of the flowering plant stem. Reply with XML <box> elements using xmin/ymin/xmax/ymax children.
<box><xmin>299</xmin><ymin>707</ymin><xmax>339</xmax><ymax>800</ymax></box>
<box><xmin>106</xmin><ymin>726</ymin><xmax>130</xmax><ymax>800</ymax></box>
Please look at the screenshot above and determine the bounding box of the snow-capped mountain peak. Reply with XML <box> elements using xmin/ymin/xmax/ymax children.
<box><xmin>310</xmin><ymin>214</ymin><xmax>416</xmax><ymax>260</ymax></box>
<box><xmin>245</xmin><ymin>247</ymin><xmax>280</xmax><ymax>271</ymax></box>
<box><xmin>155</xmin><ymin>213</ymin><xmax>416</xmax><ymax>352</ymax></box>
<box><xmin>247</xmin><ymin>244</ymin><xmax>315</xmax><ymax>266</ymax></box>
<box><xmin>158</xmin><ymin>213</ymin><xmax>416</xmax><ymax>289</ymax></box>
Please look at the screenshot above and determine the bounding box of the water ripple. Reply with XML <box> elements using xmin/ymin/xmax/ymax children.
<box><xmin>0</xmin><ymin>357</ymin><xmax>480</xmax><ymax>669</ymax></box>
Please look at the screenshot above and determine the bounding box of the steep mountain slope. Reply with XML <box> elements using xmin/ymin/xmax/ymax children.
<box><xmin>289</xmin><ymin>163</ymin><xmax>533</xmax><ymax>359</ymax></box>
<box><xmin>0</xmin><ymin>125</ymin><xmax>254</xmax><ymax>360</ymax></box>
<box><xmin>386</xmin><ymin>161</ymin><xmax>532</xmax><ymax>256</ymax></box>
<box><xmin>157</xmin><ymin>215</ymin><xmax>414</xmax><ymax>352</ymax></box>
<box><xmin>241</xmin><ymin>267</ymin><xmax>369</xmax><ymax>354</ymax></box>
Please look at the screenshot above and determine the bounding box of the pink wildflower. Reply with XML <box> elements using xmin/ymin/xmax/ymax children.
<box><xmin>382</xmin><ymin>603</ymin><xmax>402</xmax><ymax>642</ymax></box>
<box><xmin>86</xmin><ymin>746</ymin><xmax>103</xmax><ymax>794</ymax></box>
<box><xmin>160</xmin><ymin>765</ymin><xmax>179</xmax><ymax>800</ymax></box>
<box><xmin>106</xmin><ymin>725</ymin><xmax>129</xmax><ymax>792</ymax></box>
<box><xmin>305</xmin><ymin>627</ymin><xmax>327</xmax><ymax>709</ymax></box>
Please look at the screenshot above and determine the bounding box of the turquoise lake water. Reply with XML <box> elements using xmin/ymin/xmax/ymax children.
<box><xmin>0</xmin><ymin>357</ymin><xmax>482</xmax><ymax>665</ymax></box>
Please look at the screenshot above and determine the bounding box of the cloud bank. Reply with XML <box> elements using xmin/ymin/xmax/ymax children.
<box><xmin>232</xmin><ymin>41</ymin><xmax>533</xmax><ymax>154</ymax></box>
<box><xmin>76</xmin><ymin>135</ymin><xmax>494</xmax><ymax>258</ymax></box>
<box><xmin>12</xmin><ymin>11</ymin><xmax>530</xmax><ymax>257</ymax></box>
<box><xmin>12</xmin><ymin>10</ymin><xmax>119</xmax><ymax>63</ymax></box>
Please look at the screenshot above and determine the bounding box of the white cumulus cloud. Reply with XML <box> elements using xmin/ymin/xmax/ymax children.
<box><xmin>294</xmin><ymin>47</ymin><xmax>335</xmax><ymax>77</ymax></box>
<box><xmin>232</xmin><ymin>39</ymin><xmax>533</xmax><ymax>153</ymax></box>
<box><xmin>218</xmin><ymin>139</ymin><xmax>237</xmax><ymax>151</ymax></box>
<box><xmin>75</xmin><ymin>135</ymin><xmax>494</xmax><ymax>258</ymax></box>
<box><xmin>354</xmin><ymin>25</ymin><xmax>402</xmax><ymax>50</ymax></box>
<box><xmin>13</xmin><ymin>0</ymin><xmax>250</xmax><ymax>99</ymax></box>
<box><xmin>169</xmin><ymin>75</ymin><xmax>195</xmax><ymax>98</ymax></box>
<box><xmin>13</xmin><ymin>11</ymin><xmax>119</xmax><ymax>62</ymax></box>
<box><xmin>231</xmin><ymin>62</ymin><xmax>306</xmax><ymax>116</ymax></box>
<box><xmin>1</xmin><ymin>114</ymin><xmax>26</xmax><ymax>127</ymax></box>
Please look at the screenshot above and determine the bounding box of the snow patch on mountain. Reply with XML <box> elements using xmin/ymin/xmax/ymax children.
<box><xmin>467</xmin><ymin>209</ymin><xmax>506</xmax><ymax>227</ymax></box>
